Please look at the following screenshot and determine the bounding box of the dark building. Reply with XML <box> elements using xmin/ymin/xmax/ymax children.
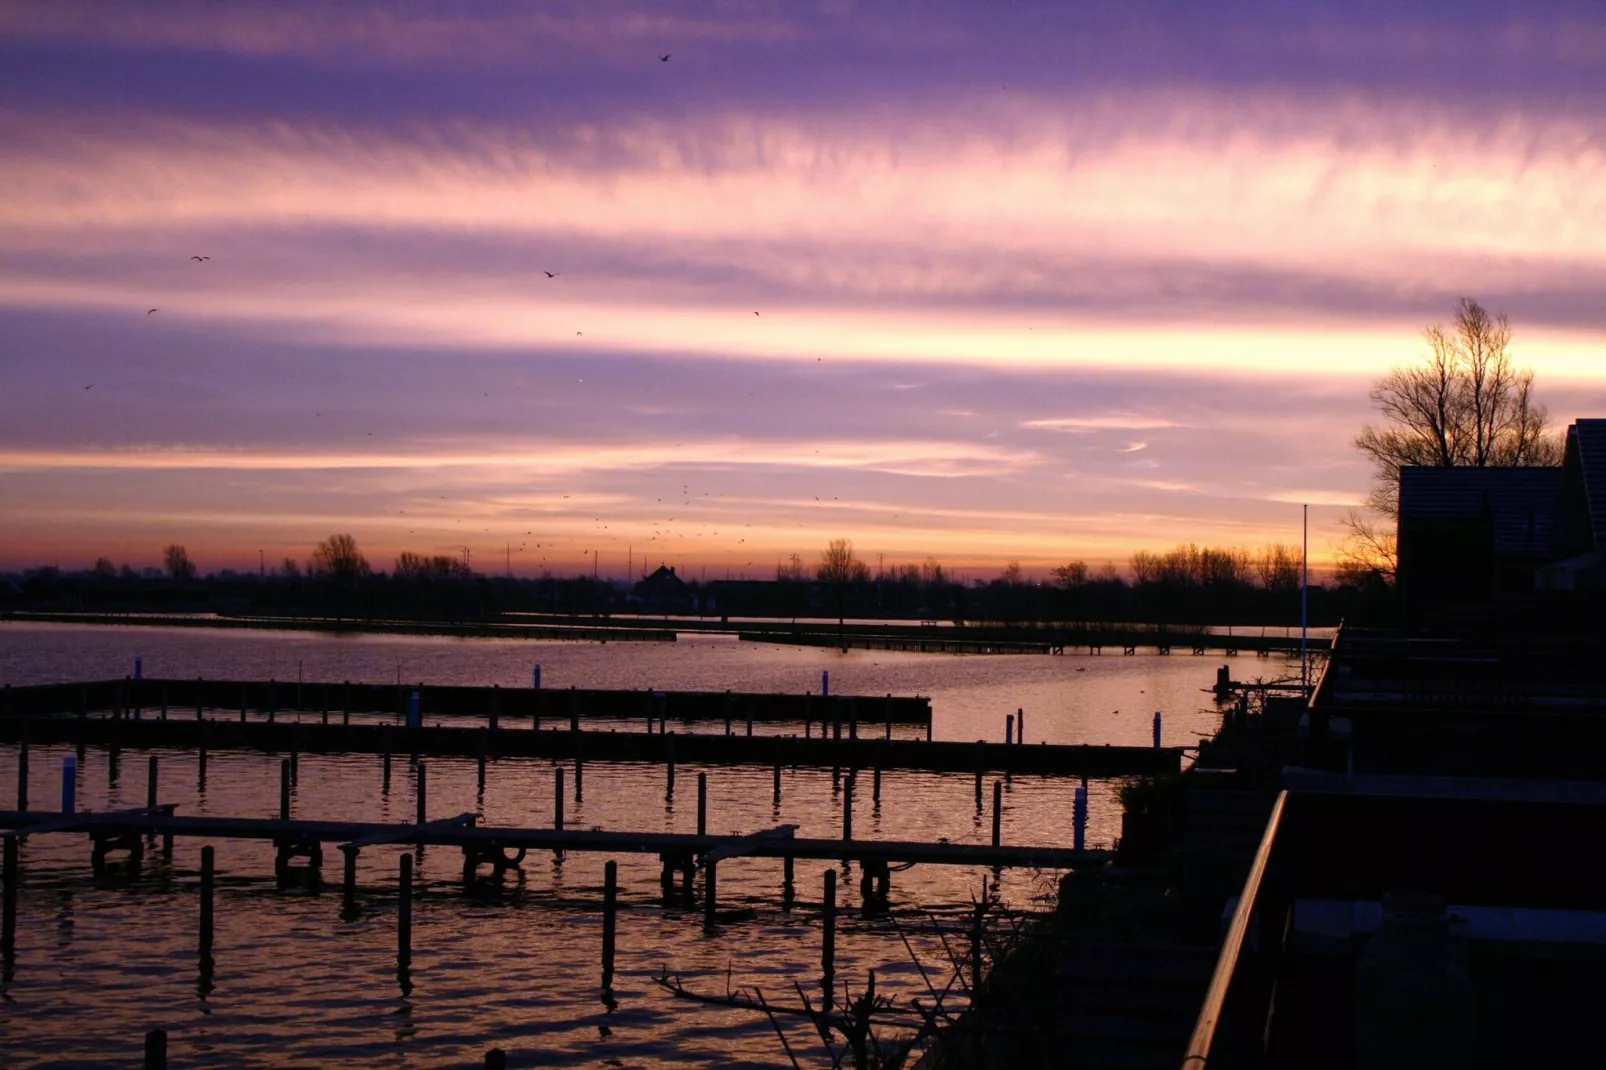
<box><xmin>631</xmin><ymin>564</ymin><xmax>693</xmax><ymax>611</ymax></box>
<box><xmin>1541</xmin><ymin>418</ymin><xmax>1606</xmax><ymax>590</ymax></box>
<box><xmin>1395</xmin><ymin>465</ymin><xmax>1561</xmax><ymax>605</ymax></box>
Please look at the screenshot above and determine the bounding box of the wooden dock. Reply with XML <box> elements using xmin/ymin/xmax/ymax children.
<box><xmin>738</xmin><ymin>624</ymin><xmax>1326</xmax><ymax>656</ymax></box>
<box><xmin>0</xmin><ymin>610</ymin><xmax>675</xmax><ymax>643</ymax></box>
<box><xmin>0</xmin><ymin>678</ymin><xmax>932</xmax><ymax>726</ymax></box>
<box><xmin>0</xmin><ymin>717</ymin><xmax>1182</xmax><ymax>777</ymax></box>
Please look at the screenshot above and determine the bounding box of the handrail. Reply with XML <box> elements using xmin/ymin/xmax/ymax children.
<box><xmin>1306</xmin><ymin>619</ymin><xmax>1344</xmax><ymax>709</ymax></box>
<box><xmin>1181</xmin><ymin>789</ymin><xmax>1289</xmax><ymax>1068</ymax></box>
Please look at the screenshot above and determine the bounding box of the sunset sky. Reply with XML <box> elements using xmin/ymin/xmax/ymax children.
<box><xmin>3</xmin><ymin>0</ymin><xmax>1605</xmax><ymax>579</ymax></box>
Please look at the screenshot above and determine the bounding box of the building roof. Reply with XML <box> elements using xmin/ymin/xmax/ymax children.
<box><xmin>1398</xmin><ymin>465</ymin><xmax>1561</xmax><ymax>558</ymax></box>
<box><xmin>1568</xmin><ymin>420</ymin><xmax>1606</xmax><ymax>551</ymax></box>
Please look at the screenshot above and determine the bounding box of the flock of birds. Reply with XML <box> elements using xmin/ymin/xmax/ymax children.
<box><xmin>119</xmin><ymin>47</ymin><xmax>900</xmax><ymax>580</ymax></box>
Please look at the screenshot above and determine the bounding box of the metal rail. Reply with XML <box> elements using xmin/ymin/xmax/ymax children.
<box><xmin>1181</xmin><ymin>789</ymin><xmax>1288</xmax><ymax>1068</ymax></box>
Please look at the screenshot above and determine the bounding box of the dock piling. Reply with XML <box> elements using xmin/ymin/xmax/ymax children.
<box><xmin>486</xmin><ymin>1049</ymin><xmax>506</xmax><ymax>1070</ymax></box>
<box><xmin>772</xmin><ymin>751</ymin><xmax>782</xmax><ymax>807</ymax></box>
<box><xmin>341</xmin><ymin>848</ymin><xmax>358</xmax><ymax>919</ymax></box>
<box><xmin>398</xmin><ymin>854</ymin><xmax>413</xmax><ymax>982</ymax></box>
<box><xmin>991</xmin><ymin>780</ymin><xmax>1003</xmax><ymax>847</ymax></box>
<box><xmin>2</xmin><ymin>836</ymin><xmax>17</xmax><ymax>960</ymax></box>
<box><xmin>1073</xmin><ymin>785</ymin><xmax>1088</xmax><ymax>853</ymax></box>
<box><xmin>703</xmin><ymin>859</ymin><xmax>718</xmax><ymax>932</ymax></box>
<box><xmin>602</xmin><ymin>859</ymin><xmax>618</xmax><ymax>991</ymax></box>
<box><xmin>1153</xmin><ymin>711</ymin><xmax>1162</xmax><ymax>748</ymax></box>
<box><xmin>665</xmin><ymin>733</ymin><xmax>676</xmax><ymax>799</ymax></box>
<box><xmin>842</xmin><ymin>773</ymin><xmax>855</xmax><ymax>841</ymax></box>
<box><xmin>782</xmin><ymin>855</ymin><xmax>794</xmax><ymax>905</ymax></box>
<box><xmin>416</xmin><ymin>762</ymin><xmax>427</xmax><ymax>825</ymax></box>
<box><xmin>1018</xmin><ymin>708</ymin><xmax>1026</xmax><ymax>745</ymax></box>
<box><xmin>279</xmin><ymin>759</ymin><xmax>291</xmax><ymax>821</ymax></box>
<box><xmin>873</xmin><ymin>762</ymin><xmax>882</xmax><ymax>806</ymax></box>
<box><xmin>554</xmin><ymin>767</ymin><xmax>565</xmax><ymax>832</ymax></box>
<box><xmin>821</xmin><ymin>869</ymin><xmax>837</xmax><ymax>987</ymax></box>
<box><xmin>62</xmin><ymin>755</ymin><xmax>76</xmax><ymax>814</ymax></box>
<box><xmin>144</xmin><ymin>1028</ymin><xmax>167</xmax><ymax>1070</ymax></box>
<box><xmin>199</xmin><ymin>845</ymin><xmax>215</xmax><ymax>961</ymax></box>
<box><xmin>15</xmin><ymin>730</ymin><xmax>26</xmax><ymax>811</ymax></box>
<box><xmin>382</xmin><ymin>726</ymin><xmax>393</xmax><ymax>793</ymax></box>
<box><xmin>696</xmin><ymin>772</ymin><xmax>707</xmax><ymax>837</ymax></box>
<box><xmin>1006</xmin><ymin>713</ymin><xmax>1014</xmax><ymax>746</ymax></box>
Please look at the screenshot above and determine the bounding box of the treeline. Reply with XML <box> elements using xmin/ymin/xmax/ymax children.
<box><xmin>2</xmin><ymin>536</ymin><xmax>1393</xmax><ymax>627</ymax></box>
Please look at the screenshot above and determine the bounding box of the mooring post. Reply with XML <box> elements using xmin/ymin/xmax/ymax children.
<box><xmin>490</xmin><ymin>685</ymin><xmax>499</xmax><ymax>732</ymax></box>
<box><xmin>533</xmin><ymin>664</ymin><xmax>542</xmax><ymax>691</ymax></box>
<box><xmin>15</xmin><ymin>731</ymin><xmax>27</xmax><ymax>812</ymax></box>
<box><xmin>974</xmin><ymin>741</ymin><xmax>985</xmax><ymax>811</ymax></box>
<box><xmin>382</xmin><ymin>725</ymin><xmax>393</xmax><ymax>793</ymax></box>
<box><xmin>991</xmin><ymin>780</ymin><xmax>1003</xmax><ymax>848</ymax></box>
<box><xmin>398</xmin><ymin>854</ymin><xmax>413</xmax><ymax>975</ymax></box>
<box><xmin>843</xmin><ymin>772</ymin><xmax>855</xmax><ymax>841</ymax></box>
<box><xmin>1005</xmin><ymin>713</ymin><xmax>1014</xmax><ymax>746</ymax></box>
<box><xmin>407</xmin><ymin>691</ymin><xmax>421</xmax><ymax>731</ymax></box>
<box><xmin>477</xmin><ymin>731</ymin><xmax>488</xmax><ymax>789</ymax></box>
<box><xmin>62</xmin><ymin>754</ymin><xmax>76</xmax><ymax>814</ymax></box>
<box><xmin>746</xmin><ymin>702</ymin><xmax>753</xmax><ymax>737</ymax></box>
<box><xmin>1153</xmin><ymin>710</ymin><xmax>1163</xmax><ymax>748</ymax></box>
<box><xmin>554</xmin><ymin>767</ymin><xmax>565</xmax><ymax>831</ymax></box>
<box><xmin>343</xmin><ymin>681</ymin><xmax>351</xmax><ymax>726</ymax></box>
<box><xmin>569</xmin><ymin>687</ymin><xmax>580</xmax><ymax>733</ymax></box>
<box><xmin>822</xmin><ymin>670</ymin><xmax>829</xmax><ymax>697</ymax></box>
<box><xmin>290</xmin><ymin>734</ymin><xmax>299</xmax><ymax>785</ymax></box>
<box><xmin>832</xmin><ymin>698</ymin><xmax>841</xmax><ymax>742</ymax></box>
<box><xmin>696</xmin><ymin>772</ymin><xmax>707</xmax><ymax>836</ymax></box>
<box><xmin>416</xmin><ymin>762</ymin><xmax>428</xmax><ymax>825</ymax></box>
<box><xmin>873</xmin><ymin>762</ymin><xmax>882</xmax><ymax>806</ymax></box>
<box><xmin>2</xmin><ymin>836</ymin><xmax>18</xmax><ymax>960</ymax></box>
<box><xmin>485</xmin><ymin>1050</ymin><xmax>507</xmax><ymax>1070</ymax></box>
<box><xmin>197</xmin><ymin>677</ymin><xmax>204</xmax><ymax>720</ymax></box>
<box><xmin>144</xmin><ymin>1028</ymin><xmax>167</xmax><ymax>1070</ymax></box>
<box><xmin>199</xmin><ymin>845</ymin><xmax>215</xmax><ymax>961</ymax></box>
<box><xmin>703</xmin><ymin>858</ymin><xmax>718</xmax><ymax>932</ymax></box>
<box><xmin>821</xmin><ymin>869</ymin><xmax>837</xmax><ymax>987</ymax></box>
<box><xmin>724</xmin><ymin>690</ymin><xmax>732</xmax><ymax>737</ymax></box>
<box><xmin>341</xmin><ymin>847</ymin><xmax>359</xmax><ymax>918</ymax></box>
<box><xmin>772</xmin><ymin>750</ymin><xmax>782</xmax><ymax>807</ymax></box>
<box><xmin>782</xmin><ymin>855</ymin><xmax>795</xmax><ymax>904</ymax></box>
<box><xmin>602</xmin><ymin>859</ymin><xmax>618</xmax><ymax>991</ymax></box>
<box><xmin>885</xmin><ymin>694</ymin><xmax>893</xmax><ymax>741</ymax></box>
<box><xmin>279</xmin><ymin>759</ymin><xmax>291</xmax><ymax>821</ymax></box>
<box><xmin>971</xmin><ymin>905</ymin><xmax>984</xmax><ymax>1001</ymax></box>
<box><xmin>1074</xmin><ymin>784</ymin><xmax>1088</xmax><ymax>853</ymax></box>
<box><xmin>849</xmin><ymin>698</ymin><xmax>857</xmax><ymax>740</ymax></box>
<box><xmin>665</xmin><ymin>733</ymin><xmax>676</xmax><ymax>799</ymax></box>
<box><xmin>575</xmin><ymin>752</ymin><xmax>584</xmax><ymax>803</ymax></box>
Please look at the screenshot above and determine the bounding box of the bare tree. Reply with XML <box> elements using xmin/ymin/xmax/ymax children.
<box><xmin>776</xmin><ymin>553</ymin><xmax>808</xmax><ymax>582</ymax></box>
<box><xmin>998</xmin><ymin>561</ymin><xmax>1023</xmax><ymax>585</ymax></box>
<box><xmin>162</xmin><ymin>544</ymin><xmax>196</xmax><ymax>581</ymax></box>
<box><xmin>308</xmin><ymin>533</ymin><xmax>369</xmax><ymax>582</ymax></box>
<box><xmin>818</xmin><ymin>539</ymin><xmax>871</xmax><ymax>584</ymax></box>
<box><xmin>1050</xmin><ymin>560</ymin><xmax>1088</xmax><ymax>589</ymax></box>
<box><xmin>1341</xmin><ymin>298</ymin><xmax>1561</xmax><ymax>579</ymax></box>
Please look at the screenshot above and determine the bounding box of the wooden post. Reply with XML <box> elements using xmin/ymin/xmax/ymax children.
<box><xmin>821</xmin><ymin>869</ymin><xmax>837</xmax><ymax>987</ymax></box>
<box><xmin>885</xmin><ymin>694</ymin><xmax>893</xmax><ymax>741</ymax></box>
<box><xmin>1018</xmin><ymin>708</ymin><xmax>1026</xmax><ymax>744</ymax></box>
<box><xmin>343</xmin><ymin>681</ymin><xmax>351</xmax><ymax>726</ymax></box>
<box><xmin>842</xmin><ymin>773</ymin><xmax>855</xmax><ymax>841</ymax></box>
<box><xmin>554</xmin><ymin>767</ymin><xmax>565</xmax><ymax>830</ymax></box>
<box><xmin>398</xmin><ymin>854</ymin><xmax>413</xmax><ymax>975</ymax></box>
<box><xmin>382</xmin><ymin>726</ymin><xmax>393</xmax><ymax>793</ymax></box>
<box><xmin>2</xmin><ymin>836</ymin><xmax>17</xmax><ymax>960</ymax></box>
<box><xmin>342</xmin><ymin>848</ymin><xmax>359</xmax><ymax>918</ymax></box>
<box><xmin>489</xmin><ymin>685</ymin><xmax>500</xmax><ymax>732</ymax></box>
<box><xmin>665</xmin><ymin>733</ymin><xmax>676</xmax><ymax>799</ymax></box>
<box><xmin>199</xmin><ymin>845</ymin><xmax>215</xmax><ymax>961</ymax></box>
<box><xmin>61</xmin><ymin>754</ymin><xmax>76</xmax><ymax>814</ymax></box>
<box><xmin>1073</xmin><ymin>785</ymin><xmax>1088</xmax><ymax>853</ymax></box>
<box><xmin>849</xmin><ymin>698</ymin><xmax>857</xmax><ymax>740</ymax></box>
<box><xmin>485</xmin><ymin>1051</ymin><xmax>507</xmax><ymax>1070</ymax></box>
<box><xmin>724</xmin><ymin>691</ymin><xmax>732</xmax><ymax>737</ymax></box>
<box><xmin>569</xmin><ymin>687</ymin><xmax>580</xmax><ymax>733</ymax></box>
<box><xmin>782</xmin><ymin>855</ymin><xmax>795</xmax><ymax>904</ymax></box>
<box><xmin>1005</xmin><ymin>713</ymin><xmax>1014</xmax><ymax>746</ymax></box>
<box><xmin>1153</xmin><ymin>710</ymin><xmax>1163</xmax><ymax>748</ymax></box>
<box><xmin>696</xmin><ymin>772</ymin><xmax>707</xmax><ymax>837</ymax></box>
<box><xmin>991</xmin><ymin>780</ymin><xmax>1003</xmax><ymax>848</ymax></box>
<box><xmin>974</xmin><ymin>741</ymin><xmax>985</xmax><ymax>811</ymax></box>
<box><xmin>971</xmin><ymin>905</ymin><xmax>984</xmax><ymax>1001</ymax></box>
<box><xmin>477</xmin><ymin>731</ymin><xmax>488</xmax><ymax>789</ymax></box>
<box><xmin>197</xmin><ymin>677</ymin><xmax>204</xmax><ymax>719</ymax></box>
<box><xmin>416</xmin><ymin>762</ymin><xmax>427</xmax><ymax>825</ymax></box>
<box><xmin>873</xmin><ymin>762</ymin><xmax>882</xmax><ymax>806</ymax></box>
<box><xmin>279</xmin><ymin>759</ymin><xmax>291</xmax><ymax>821</ymax></box>
<box><xmin>144</xmin><ymin>1028</ymin><xmax>167</xmax><ymax>1070</ymax></box>
<box><xmin>15</xmin><ymin>733</ymin><xmax>26</xmax><ymax>812</ymax></box>
<box><xmin>745</xmin><ymin>702</ymin><xmax>753</xmax><ymax>737</ymax></box>
<box><xmin>772</xmin><ymin>751</ymin><xmax>782</xmax><ymax>808</ymax></box>
<box><xmin>703</xmin><ymin>858</ymin><xmax>718</xmax><ymax>932</ymax></box>
<box><xmin>602</xmin><ymin>859</ymin><xmax>618</xmax><ymax>991</ymax></box>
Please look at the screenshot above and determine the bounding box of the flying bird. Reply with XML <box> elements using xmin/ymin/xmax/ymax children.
<box><xmin>544</xmin><ymin>271</ymin><xmax>560</xmax><ymax>278</ymax></box>
<box><xmin>190</xmin><ymin>255</ymin><xmax>210</xmax><ymax>261</ymax></box>
<box><xmin>147</xmin><ymin>308</ymin><xmax>158</xmax><ymax>315</ymax></box>
<box><xmin>84</xmin><ymin>384</ymin><xmax>93</xmax><ymax>390</ymax></box>
<box><xmin>659</xmin><ymin>53</ymin><xmax>671</xmax><ymax>62</ymax></box>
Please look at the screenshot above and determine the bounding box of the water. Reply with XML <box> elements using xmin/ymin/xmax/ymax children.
<box><xmin>0</xmin><ymin>623</ymin><xmax>1295</xmax><ymax>1067</ymax></box>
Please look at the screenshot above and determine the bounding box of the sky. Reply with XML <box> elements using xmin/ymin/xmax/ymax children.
<box><xmin>3</xmin><ymin>0</ymin><xmax>1606</xmax><ymax>580</ymax></box>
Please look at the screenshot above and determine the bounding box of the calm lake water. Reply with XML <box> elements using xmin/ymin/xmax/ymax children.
<box><xmin>0</xmin><ymin>622</ymin><xmax>1301</xmax><ymax>1068</ymax></box>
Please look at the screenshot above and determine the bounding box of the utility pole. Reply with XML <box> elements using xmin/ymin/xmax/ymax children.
<box><xmin>1301</xmin><ymin>504</ymin><xmax>1310</xmax><ymax>698</ymax></box>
